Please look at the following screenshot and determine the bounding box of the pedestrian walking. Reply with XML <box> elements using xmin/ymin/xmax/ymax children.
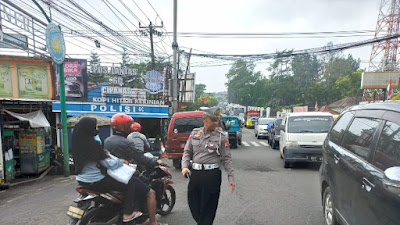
<box><xmin>181</xmin><ymin>106</ymin><xmax>236</xmax><ymax>225</ymax></box>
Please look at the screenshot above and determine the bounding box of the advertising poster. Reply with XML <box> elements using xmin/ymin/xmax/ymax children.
<box><xmin>19</xmin><ymin>133</ymin><xmax>37</xmax><ymax>155</ymax></box>
<box><xmin>0</xmin><ymin>61</ymin><xmax>13</xmax><ymax>97</ymax></box>
<box><xmin>36</xmin><ymin>136</ymin><xmax>45</xmax><ymax>154</ymax></box>
<box><xmin>16</xmin><ymin>63</ymin><xmax>50</xmax><ymax>99</ymax></box>
<box><xmin>56</xmin><ymin>58</ymin><xmax>88</xmax><ymax>101</ymax></box>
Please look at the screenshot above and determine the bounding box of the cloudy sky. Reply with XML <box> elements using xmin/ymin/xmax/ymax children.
<box><xmin>151</xmin><ymin>0</ymin><xmax>381</xmax><ymax>92</ymax></box>
<box><xmin>4</xmin><ymin>0</ymin><xmax>383</xmax><ymax>93</ymax></box>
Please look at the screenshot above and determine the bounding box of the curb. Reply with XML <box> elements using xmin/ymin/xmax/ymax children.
<box><xmin>9</xmin><ymin>165</ymin><xmax>54</xmax><ymax>187</ymax></box>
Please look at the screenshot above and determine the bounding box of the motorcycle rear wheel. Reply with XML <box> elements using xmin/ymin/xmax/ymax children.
<box><xmin>79</xmin><ymin>207</ymin><xmax>121</xmax><ymax>225</ymax></box>
<box><xmin>158</xmin><ymin>185</ymin><xmax>176</xmax><ymax>215</ymax></box>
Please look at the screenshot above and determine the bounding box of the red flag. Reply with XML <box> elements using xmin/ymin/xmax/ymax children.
<box><xmin>387</xmin><ymin>80</ymin><xmax>392</xmax><ymax>99</ymax></box>
<box><xmin>315</xmin><ymin>101</ymin><xmax>319</xmax><ymax>111</ymax></box>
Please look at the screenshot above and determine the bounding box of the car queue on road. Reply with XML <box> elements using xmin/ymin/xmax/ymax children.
<box><xmin>250</xmin><ymin>102</ymin><xmax>400</xmax><ymax>225</ymax></box>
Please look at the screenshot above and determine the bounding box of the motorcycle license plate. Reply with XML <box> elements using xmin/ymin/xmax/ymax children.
<box><xmin>67</xmin><ymin>206</ymin><xmax>84</xmax><ymax>219</ymax></box>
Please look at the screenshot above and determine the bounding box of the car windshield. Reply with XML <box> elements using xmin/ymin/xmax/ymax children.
<box><xmin>258</xmin><ymin>119</ymin><xmax>273</xmax><ymax>125</ymax></box>
<box><xmin>288</xmin><ymin>116</ymin><xmax>333</xmax><ymax>133</ymax></box>
<box><xmin>173</xmin><ymin>117</ymin><xmax>203</xmax><ymax>133</ymax></box>
<box><xmin>223</xmin><ymin>118</ymin><xmax>239</xmax><ymax>127</ymax></box>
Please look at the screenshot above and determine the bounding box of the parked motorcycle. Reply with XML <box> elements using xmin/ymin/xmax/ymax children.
<box><xmin>67</xmin><ymin>163</ymin><xmax>175</xmax><ymax>225</ymax></box>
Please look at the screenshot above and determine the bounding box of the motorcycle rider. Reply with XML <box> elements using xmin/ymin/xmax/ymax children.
<box><xmin>127</xmin><ymin>122</ymin><xmax>151</xmax><ymax>152</ymax></box>
<box><xmin>104</xmin><ymin>113</ymin><xmax>167</xmax><ymax>225</ymax></box>
<box><xmin>71</xmin><ymin>117</ymin><xmax>143</xmax><ymax>222</ymax></box>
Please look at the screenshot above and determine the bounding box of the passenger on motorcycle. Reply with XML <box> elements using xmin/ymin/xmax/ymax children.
<box><xmin>71</xmin><ymin>117</ymin><xmax>143</xmax><ymax>223</ymax></box>
<box><xmin>104</xmin><ymin>113</ymin><xmax>167</xmax><ymax>225</ymax></box>
<box><xmin>127</xmin><ymin>122</ymin><xmax>151</xmax><ymax>152</ymax></box>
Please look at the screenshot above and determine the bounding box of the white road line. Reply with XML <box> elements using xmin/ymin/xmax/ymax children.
<box><xmin>251</xmin><ymin>141</ymin><xmax>260</xmax><ymax>147</ymax></box>
<box><xmin>259</xmin><ymin>141</ymin><xmax>269</xmax><ymax>146</ymax></box>
<box><xmin>242</xmin><ymin>141</ymin><xmax>250</xmax><ymax>146</ymax></box>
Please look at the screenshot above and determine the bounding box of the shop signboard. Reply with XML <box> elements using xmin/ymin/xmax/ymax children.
<box><xmin>52</xmin><ymin>101</ymin><xmax>169</xmax><ymax>118</ymax></box>
<box><xmin>0</xmin><ymin>61</ymin><xmax>13</xmax><ymax>97</ymax></box>
<box><xmin>17</xmin><ymin>63</ymin><xmax>50</xmax><ymax>99</ymax></box>
<box><xmin>0</xmin><ymin>33</ymin><xmax>28</xmax><ymax>49</ymax></box>
<box><xmin>87</xmin><ymin>65</ymin><xmax>167</xmax><ymax>105</ymax></box>
<box><xmin>0</xmin><ymin>57</ymin><xmax>54</xmax><ymax>100</ymax></box>
<box><xmin>56</xmin><ymin>58</ymin><xmax>88</xmax><ymax>101</ymax></box>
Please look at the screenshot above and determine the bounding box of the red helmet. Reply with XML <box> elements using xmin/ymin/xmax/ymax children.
<box><xmin>131</xmin><ymin>122</ymin><xmax>142</xmax><ymax>132</ymax></box>
<box><xmin>110</xmin><ymin>113</ymin><xmax>133</xmax><ymax>134</ymax></box>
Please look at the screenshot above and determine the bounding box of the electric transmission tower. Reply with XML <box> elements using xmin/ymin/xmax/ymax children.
<box><xmin>369</xmin><ymin>0</ymin><xmax>400</xmax><ymax>72</ymax></box>
<box><xmin>365</xmin><ymin>0</ymin><xmax>400</xmax><ymax>101</ymax></box>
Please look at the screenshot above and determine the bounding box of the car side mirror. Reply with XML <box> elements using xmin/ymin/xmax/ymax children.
<box><xmin>383</xmin><ymin>166</ymin><xmax>400</xmax><ymax>195</ymax></box>
<box><xmin>280</xmin><ymin>124</ymin><xmax>285</xmax><ymax>132</ymax></box>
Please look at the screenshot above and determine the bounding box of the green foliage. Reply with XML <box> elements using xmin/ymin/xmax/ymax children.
<box><xmin>88</xmin><ymin>52</ymin><xmax>107</xmax><ymax>84</ymax></box>
<box><xmin>180</xmin><ymin>95</ymin><xmax>219</xmax><ymax>111</ymax></box>
<box><xmin>121</xmin><ymin>47</ymin><xmax>131</xmax><ymax>67</ymax></box>
<box><xmin>195</xmin><ymin>84</ymin><xmax>207</xmax><ymax>99</ymax></box>
<box><xmin>225</xmin><ymin>48</ymin><xmax>362</xmax><ymax>114</ymax></box>
<box><xmin>225</xmin><ymin>60</ymin><xmax>261</xmax><ymax>105</ymax></box>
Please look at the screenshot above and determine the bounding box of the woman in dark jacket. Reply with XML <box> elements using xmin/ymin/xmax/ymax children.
<box><xmin>72</xmin><ymin>117</ymin><xmax>142</xmax><ymax>222</ymax></box>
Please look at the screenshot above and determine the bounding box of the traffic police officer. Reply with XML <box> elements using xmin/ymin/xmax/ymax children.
<box><xmin>181</xmin><ymin>107</ymin><xmax>235</xmax><ymax>225</ymax></box>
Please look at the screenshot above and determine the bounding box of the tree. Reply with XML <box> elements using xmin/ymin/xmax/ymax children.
<box><xmin>121</xmin><ymin>47</ymin><xmax>131</xmax><ymax>67</ymax></box>
<box><xmin>88</xmin><ymin>52</ymin><xmax>106</xmax><ymax>84</ymax></box>
<box><xmin>195</xmin><ymin>83</ymin><xmax>207</xmax><ymax>99</ymax></box>
<box><xmin>267</xmin><ymin>50</ymin><xmax>293</xmax><ymax>79</ymax></box>
<box><xmin>321</xmin><ymin>54</ymin><xmax>360</xmax><ymax>85</ymax></box>
<box><xmin>292</xmin><ymin>53</ymin><xmax>321</xmax><ymax>87</ymax></box>
<box><xmin>89</xmin><ymin>51</ymin><xmax>100</xmax><ymax>66</ymax></box>
<box><xmin>225</xmin><ymin>60</ymin><xmax>261</xmax><ymax>105</ymax></box>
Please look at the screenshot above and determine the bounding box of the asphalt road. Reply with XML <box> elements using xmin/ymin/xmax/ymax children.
<box><xmin>0</xmin><ymin>128</ymin><xmax>324</xmax><ymax>225</ymax></box>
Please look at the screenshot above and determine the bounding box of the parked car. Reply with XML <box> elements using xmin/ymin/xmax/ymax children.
<box><xmin>280</xmin><ymin>112</ymin><xmax>334</xmax><ymax>168</ymax></box>
<box><xmin>254</xmin><ymin>117</ymin><xmax>274</xmax><ymax>139</ymax></box>
<box><xmin>166</xmin><ymin>111</ymin><xmax>204</xmax><ymax>168</ymax></box>
<box><xmin>320</xmin><ymin>102</ymin><xmax>400</xmax><ymax>225</ymax></box>
<box><xmin>222</xmin><ymin>116</ymin><xmax>242</xmax><ymax>148</ymax></box>
<box><xmin>269</xmin><ymin>118</ymin><xmax>282</xmax><ymax>149</ymax></box>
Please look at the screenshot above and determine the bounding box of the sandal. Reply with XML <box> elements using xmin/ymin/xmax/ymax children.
<box><xmin>123</xmin><ymin>211</ymin><xmax>143</xmax><ymax>222</ymax></box>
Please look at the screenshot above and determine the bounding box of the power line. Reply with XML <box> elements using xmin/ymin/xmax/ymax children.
<box><xmin>188</xmin><ymin>33</ymin><xmax>400</xmax><ymax>61</ymax></box>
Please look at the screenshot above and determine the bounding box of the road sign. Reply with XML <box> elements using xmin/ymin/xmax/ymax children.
<box><xmin>0</xmin><ymin>33</ymin><xmax>28</xmax><ymax>49</ymax></box>
<box><xmin>361</xmin><ymin>72</ymin><xmax>400</xmax><ymax>89</ymax></box>
<box><xmin>46</xmin><ymin>23</ymin><xmax>65</xmax><ymax>65</ymax></box>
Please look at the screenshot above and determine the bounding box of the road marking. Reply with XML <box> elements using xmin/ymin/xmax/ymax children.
<box><xmin>7</xmin><ymin>194</ymin><xmax>27</xmax><ymax>203</ymax></box>
<box><xmin>241</xmin><ymin>141</ymin><xmax>250</xmax><ymax>146</ymax></box>
<box><xmin>260</xmin><ymin>141</ymin><xmax>269</xmax><ymax>146</ymax></box>
<box><xmin>251</xmin><ymin>141</ymin><xmax>260</xmax><ymax>147</ymax></box>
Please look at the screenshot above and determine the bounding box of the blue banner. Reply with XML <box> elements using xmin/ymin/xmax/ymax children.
<box><xmin>52</xmin><ymin>102</ymin><xmax>169</xmax><ymax>118</ymax></box>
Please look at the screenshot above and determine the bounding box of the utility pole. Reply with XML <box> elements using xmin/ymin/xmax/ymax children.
<box><xmin>171</xmin><ymin>0</ymin><xmax>178</xmax><ymax>114</ymax></box>
<box><xmin>31</xmin><ymin>0</ymin><xmax>69</xmax><ymax>176</ymax></box>
<box><xmin>139</xmin><ymin>22</ymin><xmax>163</xmax><ymax>70</ymax></box>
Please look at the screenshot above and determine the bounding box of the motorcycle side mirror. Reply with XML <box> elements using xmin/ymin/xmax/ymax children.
<box><xmin>383</xmin><ymin>166</ymin><xmax>400</xmax><ymax>195</ymax></box>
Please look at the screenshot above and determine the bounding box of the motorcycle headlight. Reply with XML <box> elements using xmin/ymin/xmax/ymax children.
<box><xmin>285</xmin><ymin>141</ymin><xmax>299</xmax><ymax>147</ymax></box>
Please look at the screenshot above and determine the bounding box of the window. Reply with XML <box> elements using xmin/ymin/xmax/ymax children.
<box><xmin>329</xmin><ymin>112</ymin><xmax>353</xmax><ymax>144</ymax></box>
<box><xmin>341</xmin><ymin>117</ymin><xmax>381</xmax><ymax>160</ymax></box>
<box><xmin>373</xmin><ymin>121</ymin><xmax>400</xmax><ymax>171</ymax></box>
<box><xmin>287</xmin><ymin>116</ymin><xmax>334</xmax><ymax>133</ymax></box>
<box><xmin>173</xmin><ymin>117</ymin><xmax>203</xmax><ymax>134</ymax></box>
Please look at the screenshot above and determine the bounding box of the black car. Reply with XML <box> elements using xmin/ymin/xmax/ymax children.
<box><xmin>320</xmin><ymin>102</ymin><xmax>400</xmax><ymax>225</ymax></box>
<box><xmin>269</xmin><ymin>118</ymin><xmax>282</xmax><ymax>149</ymax></box>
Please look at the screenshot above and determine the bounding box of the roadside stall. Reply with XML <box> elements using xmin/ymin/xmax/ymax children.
<box><xmin>2</xmin><ymin>109</ymin><xmax>51</xmax><ymax>175</ymax></box>
<box><xmin>0</xmin><ymin>55</ymin><xmax>55</xmax><ymax>186</ymax></box>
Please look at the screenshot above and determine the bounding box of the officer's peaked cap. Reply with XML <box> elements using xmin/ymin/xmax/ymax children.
<box><xmin>201</xmin><ymin>106</ymin><xmax>221</xmax><ymax>119</ymax></box>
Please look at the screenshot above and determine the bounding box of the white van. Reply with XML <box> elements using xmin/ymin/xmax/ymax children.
<box><xmin>279</xmin><ymin>112</ymin><xmax>334</xmax><ymax>168</ymax></box>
